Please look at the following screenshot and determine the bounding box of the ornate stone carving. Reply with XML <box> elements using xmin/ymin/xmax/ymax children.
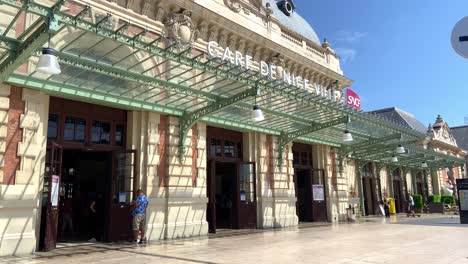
<box><xmin>224</xmin><ymin>0</ymin><xmax>242</xmax><ymax>12</ymax></box>
<box><xmin>162</xmin><ymin>10</ymin><xmax>199</xmax><ymax>49</ymax></box>
<box><xmin>250</xmin><ymin>0</ymin><xmax>263</xmax><ymax>9</ymax></box>
<box><xmin>141</xmin><ymin>0</ymin><xmax>153</xmax><ymax>16</ymax></box>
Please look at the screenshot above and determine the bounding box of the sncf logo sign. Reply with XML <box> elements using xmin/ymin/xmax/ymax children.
<box><xmin>346</xmin><ymin>88</ymin><xmax>361</xmax><ymax>110</ymax></box>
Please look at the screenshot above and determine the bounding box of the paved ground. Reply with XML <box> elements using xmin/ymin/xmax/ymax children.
<box><xmin>1</xmin><ymin>215</ymin><xmax>467</xmax><ymax>264</ymax></box>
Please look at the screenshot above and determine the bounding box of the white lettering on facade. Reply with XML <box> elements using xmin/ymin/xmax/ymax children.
<box><xmin>235</xmin><ymin>51</ymin><xmax>243</xmax><ymax>67</ymax></box>
<box><xmin>222</xmin><ymin>47</ymin><xmax>232</xmax><ymax>63</ymax></box>
<box><xmin>245</xmin><ymin>54</ymin><xmax>252</xmax><ymax>70</ymax></box>
<box><xmin>205</xmin><ymin>41</ymin><xmax>341</xmax><ymax>101</ymax></box>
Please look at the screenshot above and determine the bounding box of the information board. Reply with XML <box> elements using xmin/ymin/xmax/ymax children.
<box><xmin>456</xmin><ymin>179</ymin><xmax>468</xmax><ymax>224</ymax></box>
<box><xmin>312</xmin><ymin>185</ymin><xmax>325</xmax><ymax>201</ymax></box>
<box><xmin>51</xmin><ymin>175</ymin><xmax>60</xmax><ymax>207</ymax></box>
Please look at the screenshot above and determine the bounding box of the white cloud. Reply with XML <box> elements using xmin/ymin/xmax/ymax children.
<box><xmin>335</xmin><ymin>30</ymin><xmax>368</xmax><ymax>44</ymax></box>
<box><xmin>335</xmin><ymin>48</ymin><xmax>356</xmax><ymax>63</ymax></box>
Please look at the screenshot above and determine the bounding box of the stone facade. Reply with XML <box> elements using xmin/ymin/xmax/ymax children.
<box><xmin>0</xmin><ymin>86</ymin><xmax>49</xmax><ymax>256</ymax></box>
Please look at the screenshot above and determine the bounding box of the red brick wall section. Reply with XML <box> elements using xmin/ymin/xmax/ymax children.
<box><xmin>157</xmin><ymin>115</ymin><xmax>168</xmax><ymax>187</ymax></box>
<box><xmin>3</xmin><ymin>86</ymin><xmax>25</xmax><ymax>185</ymax></box>
<box><xmin>191</xmin><ymin>126</ymin><xmax>198</xmax><ymax>186</ymax></box>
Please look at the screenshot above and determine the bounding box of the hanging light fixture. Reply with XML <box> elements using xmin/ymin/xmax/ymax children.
<box><xmin>251</xmin><ymin>87</ymin><xmax>264</xmax><ymax>122</ymax></box>
<box><xmin>395</xmin><ymin>144</ymin><xmax>405</xmax><ymax>154</ymax></box>
<box><xmin>36</xmin><ymin>47</ymin><xmax>61</xmax><ymax>75</ymax></box>
<box><xmin>251</xmin><ymin>105</ymin><xmax>264</xmax><ymax>122</ymax></box>
<box><xmin>422</xmin><ymin>162</ymin><xmax>428</xmax><ymax>168</ymax></box>
<box><xmin>342</xmin><ymin>130</ymin><xmax>353</xmax><ymax>142</ymax></box>
<box><xmin>342</xmin><ymin>117</ymin><xmax>353</xmax><ymax>143</ymax></box>
<box><xmin>391</xmin><ymin>155</ymin><xmax>398</xmax><ymax>162</ymax></box>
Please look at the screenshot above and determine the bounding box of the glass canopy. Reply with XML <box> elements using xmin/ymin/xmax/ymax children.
<box><xmin>0</xmin><ymin>0</ymin><xmax>464</xmax><ymax>170</ymax></box>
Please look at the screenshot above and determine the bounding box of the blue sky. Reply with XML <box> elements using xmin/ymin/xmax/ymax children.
<box><xmin>294</xmin><ymin>0</ymin><xmax>468</xmax><ymax>127</ymax></box>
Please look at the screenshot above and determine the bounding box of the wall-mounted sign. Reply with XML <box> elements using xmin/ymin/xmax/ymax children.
<box><xmin>51</xmin><ymin>175</ymin><xmax>60</xmax><ymax>207</ymax></box>
<box><xmin>207</xmin><ymin>41</ymin><xmax>342</xmax><ymax>102</ymax></box>
<box><xmin>451</xmin><ymin>16</ymin><xmax>468</xmax><ymax>59</ymax></box>
<box><xmin>312</xmin><ymin>185</ymin><xmax>325</xmax><ymax>201</ymax></box>
<box><xmin>456</xmin><ymin>179</ymin><xmax>468</xmax><ymax>224</ymax></box>
<box><xmin>345</xmin><ymin>88</ymin><xmax>361</xmax><ymax>110</ymax></box>
<box><xmin>119</xmin><ymin>192</ymin><xmax>127</xmax><ymax>203</ymax></box>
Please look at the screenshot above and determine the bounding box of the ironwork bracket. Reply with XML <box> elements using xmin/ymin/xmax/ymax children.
<box><xmin>178</xmin><ymin>87</ymin><xmax>257</xmax><ymax>163</ymax></box>
<box><xmin>0</xmin><ymin>18</ymin><xmax>59</xmax><ymax>81</ymax></box>
<box><xmin>277</xmin><ymin>115</ymin><xmax>350</xmax><ymax>167</ymax></box>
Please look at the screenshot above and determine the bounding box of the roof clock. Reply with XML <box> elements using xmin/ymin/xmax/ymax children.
<box><xmin>277</xmin><ymin>0</ymin><xmax>295</xmax><ymax>16</ymax></box>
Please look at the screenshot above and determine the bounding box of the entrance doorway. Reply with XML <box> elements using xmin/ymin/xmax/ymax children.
<box><xmin>392</xmin><ymin>169</ymin><xmax>406</xmax><ymax>213</ymax></box>
<box><xmin>214</xmin><ymin>162</ymin><xmax>236</xmax><ymax>229</ymax></box>
<box><xmin>58</xmin><ymin>150</ymin><xmax>112</xmax><ymax>242</ymax></box>
<box><xmin>39</xmin><ymin>97</ymin><xmax>133</xmax><ymax>251</ymax></box>
<box><xmin>361</xmin><ymin>163</ymin><xmax>378</xmax><ymax>216</ymax></box>
<box><xmin>206</xmin><ymin>127</ymin><xmax>257</xmax><ymax>233</ymax></box>
<box><xmin>293</xmin><ymin>143</ymin><xmax>327</xmax><ymax>222</ymax></box>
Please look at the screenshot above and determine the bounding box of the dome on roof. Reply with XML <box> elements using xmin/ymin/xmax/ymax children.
<box><xmin>263</xmin><ymin>0</ymin><xmax>321</xmax><ymax>45</ymax></box>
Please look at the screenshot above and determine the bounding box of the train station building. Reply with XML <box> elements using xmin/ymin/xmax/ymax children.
<box><xmin>0</xmin><ymin>0</ymin><xmax>465</xmax><ymax>256</ymax></box>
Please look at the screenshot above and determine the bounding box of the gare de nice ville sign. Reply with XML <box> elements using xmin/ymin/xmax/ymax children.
<box><xmin>206</xmin><ymin>41</ymin><xmax>343</xmax><ymax>102</ymax></box>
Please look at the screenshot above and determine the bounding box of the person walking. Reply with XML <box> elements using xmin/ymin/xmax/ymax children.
<box><xmin>407</xmin><ymin>194</ymin><xmax>416</xmax><ymax>217</ymax></box>
<box><xmin>383</xmin><ymin>195</ymin><xmax>391</xmax><ymax>218</ymax></box>
<box><xmin>132</xmin><ymin>189</ymin><xmax>148</xmax><ymax>244</ymax></box>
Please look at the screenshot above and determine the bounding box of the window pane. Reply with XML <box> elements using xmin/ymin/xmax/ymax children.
<box><xmin>239</xmin><ymin>163</ymin><xmax>254</xmax><ymax>202</ymax></box>
<box><xmin>114</xmin><ymin>152</ymin><xmax>134</xmax><ymax>204</ymax></box>
<box><xmin>115</xmin><ymin>124</ymin><xmax>124</xmax><ymax>146</ymax></box>
<box><xmin>91</xmin><ymin>121</ymin><xmax>101</xmax><ymax>143</ymax></box>
<box><xmin>100</xmin><ymin>122</ymin><xmax>110</xmax><ymax>144</ymax></box>
<box><xmin>75</xmin><ymin>119</ymin><xmax>86</xmax><ymax>142</ymax></box>
<box><xmin>293</xmin><ymin>151</ymin><xmax>299</xmax><ymax>165</ymax></box>
<box><xmin>64</xmin><ymin>117</ymin><xmax>74</xmax><ymax>141</ymax></box>
<box><xmin>47</xmin><ymin>114</ymin><xmax>58</xmax><ymax>139</ymax></box>
<box><xmin>210</xmin><ymin>139</ymin><xmax>222</xmax><ymax>157</ymax></box>
<box><xmin>224</xmin><ymin>141</ymin><xmax>235</xmax><ymax>158</ymax></box>
<box><xmin>92</xmin><ymin>121</ymin><xmax>111</xmax><ymax>144</ymax></box>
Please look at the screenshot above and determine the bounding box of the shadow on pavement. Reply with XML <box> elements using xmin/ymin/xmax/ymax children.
<box><xmin>391</xmin><ymin>216</ymin><xmax>468</xmax><ymax>227</ymax></box>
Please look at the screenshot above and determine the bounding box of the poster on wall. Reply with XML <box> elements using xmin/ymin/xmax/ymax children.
<box><xmin>51</xmin><ymin>175</ymin><xmax>60</xmax><ymax>207</ymax></box>
<box><xmin>312</xmin><ymin>185</ymin><xmax>325</xmax><ymax>201</ymax></box>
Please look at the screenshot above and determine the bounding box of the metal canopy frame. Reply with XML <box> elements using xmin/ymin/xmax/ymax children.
<box><xmin>0</xmin><ymin>0</ymin><xmax>464</xmax><ymax>170</ymax></box>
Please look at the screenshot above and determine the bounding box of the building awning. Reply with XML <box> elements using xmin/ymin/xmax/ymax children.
<box><xmin>0</xmin><ymin>0</ymin><xmax>464</xmax><ymax>169</ymax></box>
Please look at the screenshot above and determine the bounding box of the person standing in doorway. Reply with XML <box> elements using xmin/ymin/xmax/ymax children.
<box><xmin>61</xmin><ymin>197</ymin><xmax>74</xmax><ymax>235</ymax></box>
<box><xmin>132</xmin><ymin>189</ymin><xmax>148</xmax><ymax>244</ymax></box>
<box><xmin>88</xmin><ymin>192</ymin><xmax>98</xmax><ymax>242</ymax></box>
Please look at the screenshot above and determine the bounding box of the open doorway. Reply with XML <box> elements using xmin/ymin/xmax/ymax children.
<box><xmin>214</xmin><ymin>162</ymin><xmax>237</xmax><ymax>229</ymax></box>
<box><xmin>206</xmin><ymin>127</ymin><xmax>257</xmax><ymax>233</ymax></box>
<box><xmin>58</xmin><ymin>150</ymin><xmax>112</xmax><ymax>242</ymax></box>
<box><xmin>295</xmin><ymin>168</ymin><xmax>311</xmax><ymax>222</ymax></box>
<box><xmin>292</xmin><ymin>143</ymin><xmax>328</xmax><ymax>222</ymax></box>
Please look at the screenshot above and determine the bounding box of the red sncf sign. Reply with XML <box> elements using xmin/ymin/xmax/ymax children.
<box><xmin>346</xmin><ymin>88</ymin><xmax>361</xmax><ymax>110</ymax></box>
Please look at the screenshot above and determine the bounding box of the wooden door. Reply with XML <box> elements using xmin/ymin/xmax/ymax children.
<box><xmin>40</xmin><ymin>142</ymin><xmax>63</xmax><ymax>251</ymax></box>
<box><xmin>363</xmin><ymin>177</ymin><xmax>377</xmax><ymax>215</ymax></box>
<box><xmin>207</xmin><ymin>160</ymin><xmax>216</xmax><ymax>233</ymax></box>
<box><xmin>393</xmin><ymin>180</ymin><xmax>402</xmax><ymax>213</ymax></box>
<box><xmin>237</xmin><ymin>162</ymin><xmax>257</xmax><ymax>229</ymax></box>
<box><xmin>108</xmin><ymin>150</ymin><xmax>136</xmax><ymax>241</ymax></box>
<box><xmin>311</xmin><ymin>169</ymin><xmax>327</xmax><ymax>222</ymax></box>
